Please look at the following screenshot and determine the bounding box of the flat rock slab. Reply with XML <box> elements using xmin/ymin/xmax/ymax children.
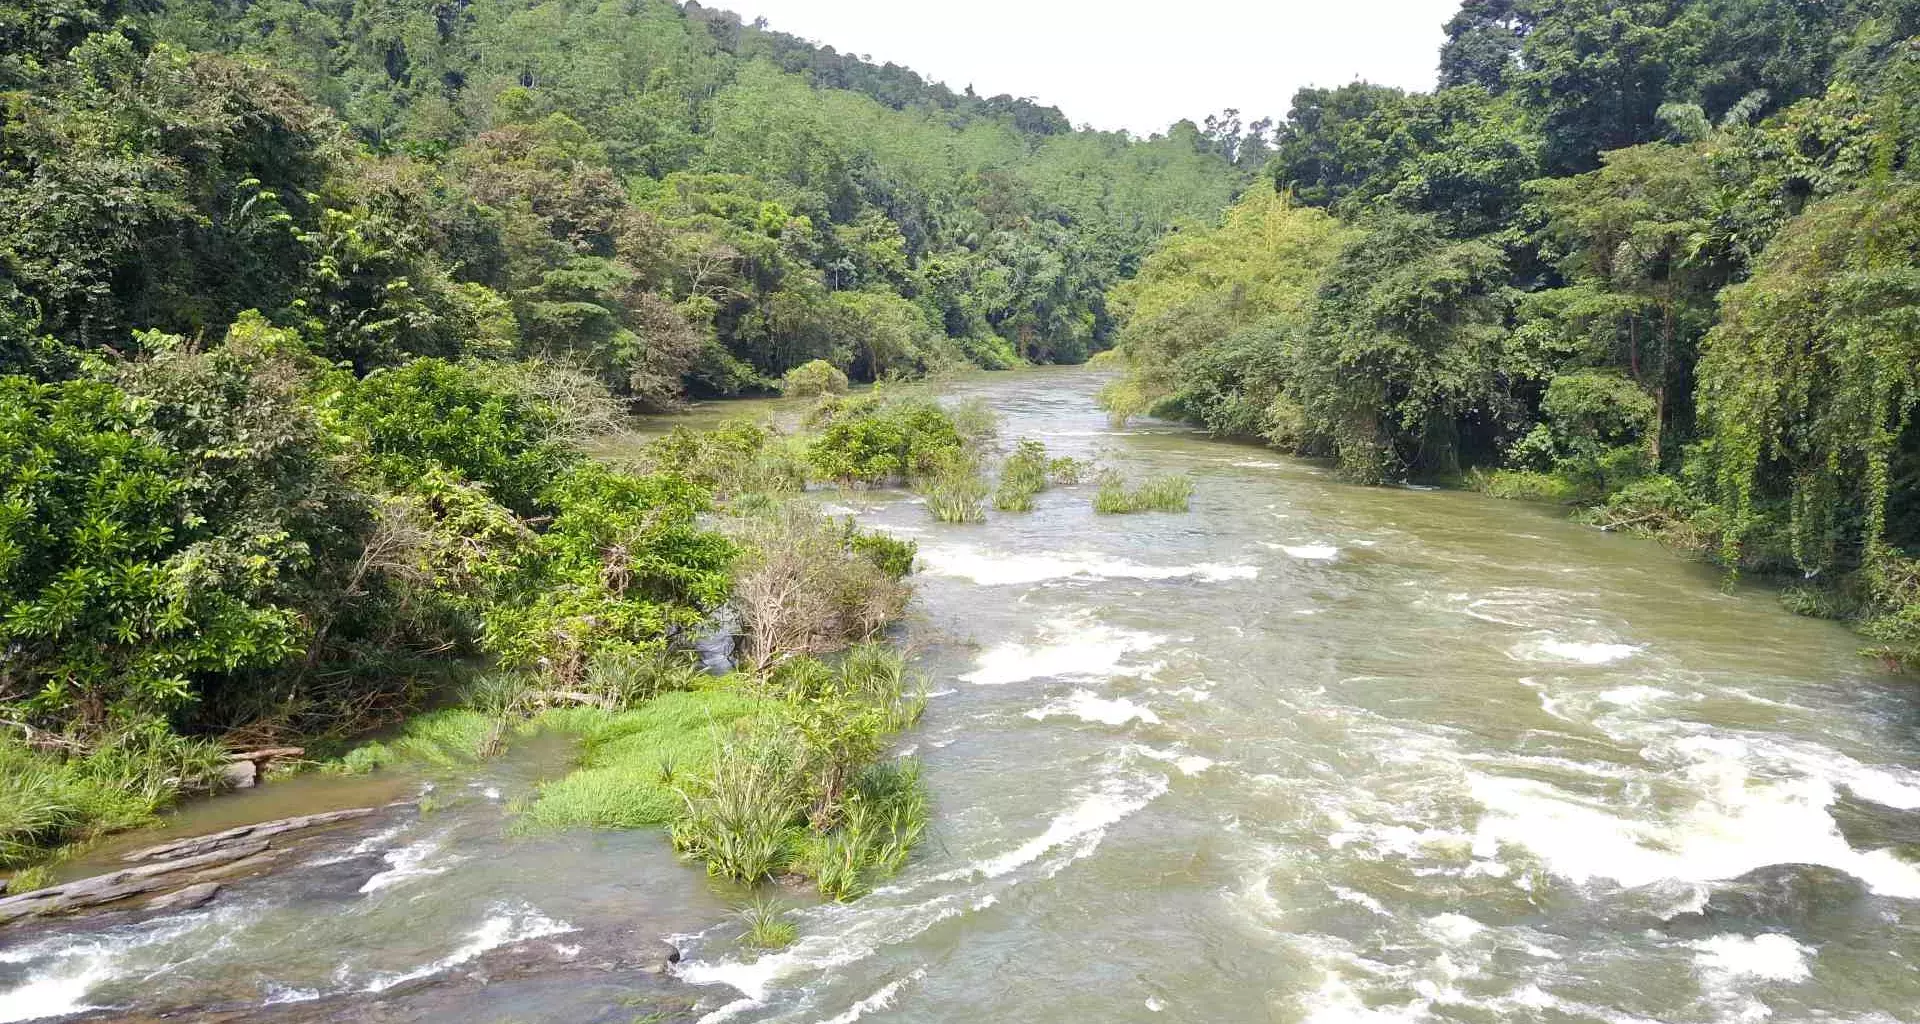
<box><xmin>143</xmin><ymin>881</ymin><xmax>223</xmax><ymax>912</ymax></box>
<box><xmin>121</xmin><ymin>808</ymin><xmax>378</xmax><ymax>863</ymax></box>
<box><xmin>0</xmin><ymin>840</ymin><xmax>270</xmax><ymax>924</ymax></box>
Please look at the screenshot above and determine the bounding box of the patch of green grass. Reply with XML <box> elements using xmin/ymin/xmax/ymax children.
<box><xmin>0</xmin><ymin>724</ymin><xmax>229</xmax><ymax>868</ymax></box>
<box><xmin>737</xmin><ymin>897</ymin><xmax>798</xmax><ymax>950</ymax></box>
<box><xmin>1092</xmin><ymin>471</ymin><xmax>1193</xmax><ymax>513</ymax></box>
<box><xmin>670</xmin><ymin>724</ymin><xmax>807</xmax><ymax>883</ymax></box>
<box><xmin>335</xmin><ymin>709</ymin><xmax>500</xmax><ymax>774</ymax></box>
<box><xmin>517</xmin><ymin>690</ymin><xmax>772</xmax><ymax>831</ymax></box>
<box><xmin>5</xmin><ymin>862</ymin><xmax>53</xmax><ymax>894</ymax></box>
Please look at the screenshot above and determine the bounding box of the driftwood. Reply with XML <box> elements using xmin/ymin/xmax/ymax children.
<box><xmin>121</xmin><ymin>808</ymin><xmax>376</xmax><ymax>863</ymax></box>
<box><xmin>0</xmin><ymin>840</ymin><xmax>270</xmax><ymax>925</ymax></box>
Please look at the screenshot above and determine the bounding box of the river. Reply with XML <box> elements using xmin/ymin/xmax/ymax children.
<box><xmin>6</xmin><ymin>367</ymin><xmax>1920</xmax><ymax>1023</ymax></box>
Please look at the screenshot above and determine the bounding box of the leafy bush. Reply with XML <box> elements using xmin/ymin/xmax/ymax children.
<box><xmin>1048</xmin><ymin>456</ymin><xmax>1091</xmax><ymax>485</ymax></box>
<box><xmin>331</xmin><ymin>358</ymin><xmax>574</xmax><ymax>514</ymax></box>
<box><xmin>847</xmin><ymin>528</ymin><xmax>917</xmax><ymax>579</ymax></box>
<box><xmin>804</xmin><ymin>396</ymin><xmax>966</xmax><ymax>484</ymax></box>
<box><xmin>0</xmin><ymin>375</ymin><xmax>310</xmax><ymax>722</ymax></box>
<box><xmin>482</xmin><ymin>464</ymin><xmax>735</xmax><ymax>681</ymax></box>
<box><xmin>640</xmin><ymin>418</ymin><xmax>806</xmax><ymax>501</ymax></box>
<box><xmin>1093</xmin><ymin>471</ymin><xmax>1194</xmax><ymax>513</ymax></box>
<box><xmin>1469</xmin><ymin>468</ymin><xmax>1580</xmax><ymax>503</ymax></box>
<box><xmin>778</xmin><ymin>359</ymin><xmax>850</xmax><ymax>397</ymax></box>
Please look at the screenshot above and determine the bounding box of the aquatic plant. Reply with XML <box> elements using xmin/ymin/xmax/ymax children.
<box><xmin>994</xmin><ymin>439</ymin><xmax>1051</xmax><ymax>512</ymax></box>
<box><xmin>737</xmin><ymin>898</ymin><xmax>799</xmax><ymax>950</ymax></box>
<box><xmin>1092</xmin><ymin>472</ymin><xmax>1194</xmax><ymax>513</ymax></box>
<box><xmin>925</xmin><ymin>462</ymin><xmax>990</xmax><ymax>523</ymax></box>
<box><xmin>670</xmin><ymin>723</ymin><xmax>807</xmax><ymax>883</ymax></box>
<box><xmin>0</xmin><ymin>724</ymin><xmax>229</xmax><ymax>867</ymax></box>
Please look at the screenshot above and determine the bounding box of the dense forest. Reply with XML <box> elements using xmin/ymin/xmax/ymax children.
<box><xmin>0</xmin><ymin>0</ymin><xmax>1245</xmax><ymax>875</ymax></box>
<box><xmin>1103</xmin><ymin>0</ymin><xmax>1920</xmax><ymax>667</ymax></box>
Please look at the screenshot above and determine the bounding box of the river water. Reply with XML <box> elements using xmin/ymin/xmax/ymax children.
<box><xmin>7</xmin><ymin>367</ymin><xmax>1920</xmax><ymax>1023</ymax></box>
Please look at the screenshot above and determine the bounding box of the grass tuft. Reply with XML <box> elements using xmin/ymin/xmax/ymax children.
<box><xmin>736</xmin><ymin>897</ymin><xmax>799</xmax><ymax>951</ymax></box>
<box><xmin>1092</xmin><ymin>471</ymin><xmax>1193</xmax><ymax>513</ymax></box>
<box><xmin>923</xmin><ymin>463</ymin><xmax>989</xmax><ymax>523</ymax></box>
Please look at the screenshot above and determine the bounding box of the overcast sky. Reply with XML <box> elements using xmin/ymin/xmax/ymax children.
<box><xmin>732</xmin><ymin>0</ymin><xmax>1460</xmax><ymax>136</ymax></box>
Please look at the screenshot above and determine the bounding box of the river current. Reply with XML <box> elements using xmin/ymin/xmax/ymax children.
<box><xmin>6</xmin><ymin>368</ymin><xmax>1920</xmax><ymax>1023</ymax></box>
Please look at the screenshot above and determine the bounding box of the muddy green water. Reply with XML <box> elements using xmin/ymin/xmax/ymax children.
<box><xmin>7</xmin><ymin>367</ymin><xmax>1920</xmax><ymax>1023</ymax></box>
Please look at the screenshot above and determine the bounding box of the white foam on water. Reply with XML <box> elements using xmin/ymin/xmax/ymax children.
<box><xmin>261</xmin><ymin>983</ymin><xmax>321</xmax><ymax>1005</ymax></box>
<box><xmin>1329</xmin><ymin>886</ymin><xmax>1389</xmax><ymax>916</ymax></box>
<box><xmin>1691</xmin><ymin>934</ymin><xmax>1812</xmax><ymax>982</ymax></box>
<box><xmin>1026</xmin><ymin>690</ymin><xmax>1161</xmax><ymax>726</ymax></box>
<box><xmin>1424</xmin><ymin>913</ymin><xmax>1487</xmax><ymax>945</ymax></box>
<box><xmin>942</xmin><ymin>772</ymin><xmax>1169</xmax><ymax>882</ymax></box>
<box><xmin>308</xmin><ymin>820</ymin><xmax>410</xmax><ymax>866</ymax></box>
<box><xmin>1298</xmin><ymin>973</ymin><xmax>1429</xmax><ymax>1024</ymax></box>
<box><xmin>358</xmin><ymin>836</ymin><xmax>458</xmax><ymax>894</ymax></box>
<box><xmin>1261</xmin><ymin>541</ymin><xmax>1340</xmax><ymax>560</ymax></box>
<box><xmin>679</xmin><ymin>757</ymin><xmax>1161</xmax><ymax>1009</ymax></box>
<box><xmin>813</xmin><ymin>966</ymin><xmax>928</xmax><ymax>1024</ymax></box>
<box><xmin>0</xmin><ymin>904</ymin><xmax>236</xmax><ymax>1023</ymax></box>
<box><xmin>679</xmin><ymin>890</ymin><xmax>997</xmax><ymax>1012</ymax></box>
<box><xmin>1595</xmin><ymin>685</ymin><xmax>1675</xmax><ymax>708</ymax></box>
<box><xmin>961</xmin><ymin>613</ymin><xmax>1165</xmax><ymax>686</ymax></box>
<box><xmin>1510</xmin><ymin>636</ymin><xmax>1643</xmax><ymax>665</ymax></box>
<box><xmin>0</xmin><ymin>960</ymin><xmax>112</xmax><ymax>1023</ymax></box>
<box><xmin>1467</xmin><ymin>765</ymin><xmax>1920</xmax><ymax>897</ymax></box>
<box><xmin>363</xmin><ymin>904</ymin><xmax>574</xmax><ymax>992</ymax></box>
<box><xmin>919</xmin><ymin>543</ymin><xmax>1257</xmax><ymax>586</ymax></box>
<box><xmin>1130</xmin><ymin>744</ymin><xmax>1215</xmax><ymax>776</ymax></box>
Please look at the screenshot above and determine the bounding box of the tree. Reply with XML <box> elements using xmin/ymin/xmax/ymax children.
<box><xmin>1294</xmin><ymin>213</ymin><xmax>1516</xmax><ymax>481</ymax></box>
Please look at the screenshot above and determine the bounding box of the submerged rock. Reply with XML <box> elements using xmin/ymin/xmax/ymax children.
<box><xmin>144</xmin><ymin>881</ymin><xmax>222</xmax><ymax>912</ymax></box>
<box><xmin>1665</xmin><ymin>863</ymin><xmax>1874</xmax><ymax>937</ymax></box>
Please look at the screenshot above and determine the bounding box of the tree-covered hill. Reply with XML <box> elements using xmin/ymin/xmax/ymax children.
<box><xmin>1103</xmin><ymin>0</ymin><xmax>1920</xmax><ymax>665</ymax></box>
<box><xmin>4</xmin><ymin>0</ymin><xmax>1251</xmax><ymax>404</ymax></box>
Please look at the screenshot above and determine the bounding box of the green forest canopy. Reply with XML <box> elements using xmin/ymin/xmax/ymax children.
<box><xmin>1102</xmin><ymin>0</ymin><xmax>1920</xmax><ymax>663</ymax></box>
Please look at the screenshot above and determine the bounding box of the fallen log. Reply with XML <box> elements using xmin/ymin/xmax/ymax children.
<box><xmin>120</xmin><ymin>808</ymin><xmax>376</xmax><ymax>863</ymax></box>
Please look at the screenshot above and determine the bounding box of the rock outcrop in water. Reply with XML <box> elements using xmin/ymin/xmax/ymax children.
<box><xmin>0</xmin><ymin>807</ymin><xmax>378</xmax><ymax>926</ymax></box>
<box><xmin>1664</xmin><ymin>863</ymin><xmax>1876</xmax><ymax>937</ymax></box>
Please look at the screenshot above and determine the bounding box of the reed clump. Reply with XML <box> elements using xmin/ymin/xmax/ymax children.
<box><xmin>1092</xmin><ymin>471</ymin><xmax>1194</xmax><ymax>513</ymax></box>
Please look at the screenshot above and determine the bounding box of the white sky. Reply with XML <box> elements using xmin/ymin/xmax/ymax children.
<box><xmin>733</xmin><ymin>0</ymin><xmax>1459</xmax><ymax>136</ymax></box>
